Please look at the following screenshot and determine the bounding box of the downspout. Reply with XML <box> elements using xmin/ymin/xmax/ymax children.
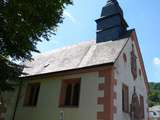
<box><xmin>12</xmin><ymin>80</ymin><xmax>23</xmax><ymax>120</ymax></box>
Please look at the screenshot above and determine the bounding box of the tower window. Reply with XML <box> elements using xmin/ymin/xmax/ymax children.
<box><xmin>24</xmin><ymin>83</ymin><xmax>40</xmax><ymax>107</ymax></box>
<box><xmin>59</xmin><ymin>78</ymin><xmax>81</xmax><ymax>107</ymax></box>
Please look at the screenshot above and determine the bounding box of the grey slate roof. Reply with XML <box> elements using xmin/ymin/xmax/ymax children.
<box><xmin>23</xmin><ymin>38</ymin><xmax>128</xmax><ymax>77</ymax></box>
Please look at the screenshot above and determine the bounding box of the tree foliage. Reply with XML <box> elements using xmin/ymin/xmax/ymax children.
<box><xmin>148</xmin><ymin>82</ymin><xmax>160</xmax><ymax>107</ymax></box>
<box><xmin>0</xmin><ymin>0</ymin><xmax>72</xmax><ymax>91</ymax></box>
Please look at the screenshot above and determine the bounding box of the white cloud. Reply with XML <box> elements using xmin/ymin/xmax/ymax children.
<box><xmin>63</xmin><ymin>11</ymin><xmax>77</xmax><ymax>24</ymax></box>
<box><xmin>153</xmin><ymin>57</ymin><xmax>160</xmax><ymax>65</ymax></box>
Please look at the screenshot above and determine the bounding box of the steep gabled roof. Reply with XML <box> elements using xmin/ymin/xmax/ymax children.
<box><xmin>23</xmin><ymin>38</ymin><xmax>128</xmax><ymax>77</ymax></box>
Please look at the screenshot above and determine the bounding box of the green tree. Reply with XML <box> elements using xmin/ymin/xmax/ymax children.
<box><xmin>0</xmin><ymin>0</ymin><xmax>72</xmax><ymax>91</ymax></box>
<box><xmin>148</xmin><ymin>82</ymin><xmax>160</xmax><ymax>107</ymax></box>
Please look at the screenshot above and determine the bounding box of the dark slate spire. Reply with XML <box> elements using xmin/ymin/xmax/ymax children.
<box><xmin>96</xmin><ymin>0</ymin><xmax>128</xmax><ymax>43</ymax></box>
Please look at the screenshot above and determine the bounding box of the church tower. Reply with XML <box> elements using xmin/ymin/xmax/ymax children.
<box><xmin>96</xmin><ymin>0</ymin><xmax>129</xmax><ymax>43</ymax></box>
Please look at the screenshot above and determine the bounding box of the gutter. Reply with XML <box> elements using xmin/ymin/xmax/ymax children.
<box><xmin>22</xmin><ymin>62</ymin><xmax>114</xmax><ymax>80</ymax></box>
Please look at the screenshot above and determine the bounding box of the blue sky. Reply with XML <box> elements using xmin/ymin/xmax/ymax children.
<box><xmin>37</xmin><ymin>0</ymin><xmax>160</xmax><ymax>83</ymax></box>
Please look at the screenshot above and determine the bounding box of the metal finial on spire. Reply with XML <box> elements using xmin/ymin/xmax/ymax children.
<box><xmin>107</xmin><ymin>0</ymin><xmax>118</xmax><ymax>5</ymax></box>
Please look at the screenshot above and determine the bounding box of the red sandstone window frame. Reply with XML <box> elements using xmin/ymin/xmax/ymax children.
<box><xmin>122</xmin><ymin>84</ymin><xmax>129</xmax><ymax>113</ymax></box>
<box><xmin>59</xmin><ymin>78</ymin><xmax>81</xmax><ymax>108</ymax></box>
<box><xmin>24</xmin><ymin>83</ymin><xmax>40</xmax><ymax>107</ymax></box>
<box><xmin>131</xmin><ymin>44</ymin><xmax>137</xmax><ymax>80</ymax></box>
<box><xmin>140</xmin><ymin>95</ymin><xmax>145</xmax><ymax>118</ymax></box>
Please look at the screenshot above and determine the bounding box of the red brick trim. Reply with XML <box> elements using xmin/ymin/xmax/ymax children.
<box><xmin>130</xmin><ymin>45</ymin><xmax>138</xmax><ymax>80</ymax></box>
<box><xmin>99</xmin><ymin>70</ymin><xmax>107</xmax><ymax>77</ymax></box>
<box><xmin>131</xmin><ymin>31</ymin><xmax>149</xmax><ymax>93</ymax></box>
<box><xmin>113</xmin><ymin>79</ymin><xmax>117</xmax><ymax>114</ymax></box>
<box><xmin>97</xmin><ymin>97</ymin><xmax>105</xmax><ymax>105</ymax></box>
<box><xmin>97</xmin><ymin>112</ymin><xmax>105</xmax><ymax>120</ymax></box>
<box><xmin>98</xmin><ymin>83</ymin><xmax>105</xmax><ymax>90</ymax></box>
<box><xmin>122</xmin><ymin>84</ymin><xmax>129</xmax><ymax>113</ymax></box>
<box><xmin>97</xmin><ymin>67</ymin><xmax>114</xmax><ymax>120</ymax></box>
<box><xmin>113</xmin><ymin>106</ymin><xmax>117</xmax><ymax>113</ymax></box>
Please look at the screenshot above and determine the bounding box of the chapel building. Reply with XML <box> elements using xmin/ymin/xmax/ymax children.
<box><xmin>5</xmin><ymin>0</ymin><xmax>149</xmax><ymax>120</ymax></box>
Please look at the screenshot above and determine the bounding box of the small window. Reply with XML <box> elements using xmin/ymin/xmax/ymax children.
<box><xmin>59</xmin><ymin>78</ymin><xmax>81</xmax><ymax>107</ymax></box>
<box><xmin>123</xmin><ymin>53</ymin><xmax>127</xmax><ymax>63</ymax></box>
<box><xmin>24</xmin><ymin>83</ymin><xmax>40</xmax><ymax>107</ymax></box>
<box><xmin>122</xmin><ymin>84</ymin><xmax>129</xmax><ymax>113</ymax></box>
<box><xmin>139</xmin><ymin>69</ymin><xmax>142</xmax><ymax>77</ymax></box>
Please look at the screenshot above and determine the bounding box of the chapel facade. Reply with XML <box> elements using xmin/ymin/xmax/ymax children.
<box><xmin>4</xmin><ymin>0</ymin><xmax>149</xmax><ymax>120</ymax></box>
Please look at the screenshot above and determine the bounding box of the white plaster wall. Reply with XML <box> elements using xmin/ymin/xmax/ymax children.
<box><xmin>113</xmin><ymin>38</ymin><xmax>148</xmax><ymax>120</ymax></box>
<box><xmin>11</xmin><ymin>72</ymin><xmax>103</xmax><ymax>120</ymax></box>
